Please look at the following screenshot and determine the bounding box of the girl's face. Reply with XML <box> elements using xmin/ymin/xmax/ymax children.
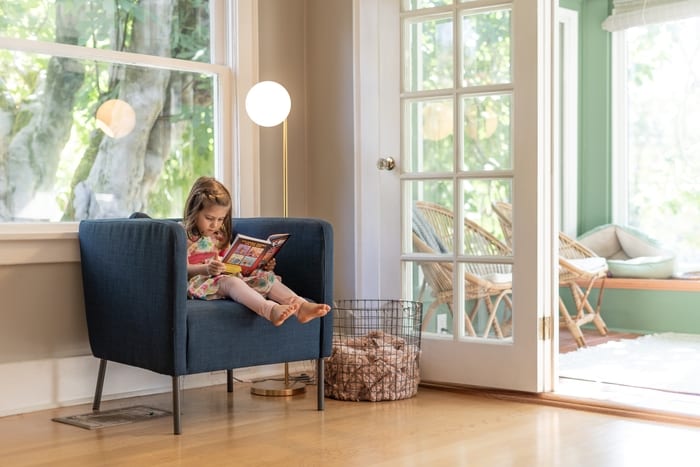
<box><xmin>195</xmin><ymin>204</ymin><xmax>229</xmax><ymax>237</ymax></box>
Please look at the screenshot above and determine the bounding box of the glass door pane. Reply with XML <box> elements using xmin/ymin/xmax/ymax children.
<box><xmin>403</xmin><ymin>3</ymin><xmax>514</xmax><ymax>342</ymax></box>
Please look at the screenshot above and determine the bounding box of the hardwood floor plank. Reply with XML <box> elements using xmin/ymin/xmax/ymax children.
<box><xmin>1</xmin><ymin>383</ymin><xmax>699</xmax><ymax>466</ymax></box>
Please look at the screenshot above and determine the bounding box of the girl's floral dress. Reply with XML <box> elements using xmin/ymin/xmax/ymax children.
<box><xmin>187</xmin><ymin>232</ymin><xmax>277</xmax><ymax>300</ymax></box>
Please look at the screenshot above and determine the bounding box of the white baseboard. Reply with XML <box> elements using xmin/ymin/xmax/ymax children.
<box><xmin>0</xmin><ymin>356</ymin><xmax>316</xmax><ymax>417</ymax></box>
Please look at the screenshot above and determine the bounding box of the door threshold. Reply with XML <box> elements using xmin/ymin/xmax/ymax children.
<box><xmin>552</xmin><ymin>378</ymin><xmax>700</xmax><ymax>424</ymax></box>
<box><xmin>420</xmin><ymin>381</ymin><xmax>700</xmax><ymax>427</ymax></box>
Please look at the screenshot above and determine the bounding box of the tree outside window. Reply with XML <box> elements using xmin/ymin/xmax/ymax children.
<box><xmin>0</xmin><ymin>0</ymin><xmax>217</xmax><ymax>222</ymax></box>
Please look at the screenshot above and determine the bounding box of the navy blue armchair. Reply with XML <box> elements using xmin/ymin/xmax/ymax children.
<box><xmin>78</xmin><ymin>216</ymin><xmax>333</xmax><ymax>434</ymax></box>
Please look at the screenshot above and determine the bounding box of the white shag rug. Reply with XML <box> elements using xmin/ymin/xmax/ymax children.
<box><xmin>559</xmin><ymin>332</ymin><xmax>700</xmax><ymax>395</ymax></box>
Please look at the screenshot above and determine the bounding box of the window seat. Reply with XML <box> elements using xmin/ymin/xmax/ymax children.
<box><xmin>581</xmin><ymin>277</ymin><xmax>700</xmax><ymax>292</ymax></box>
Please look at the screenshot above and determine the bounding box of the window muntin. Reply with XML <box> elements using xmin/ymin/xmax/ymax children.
<box><xmin>613</xmin><ymin>17</ymin><xmax>700</xmax><ymax>269</ymax></box>
<box><xmin>0</xmin><ymin>1</ymin><xmax>221</xmax><ymax>223</ymax></box>
<box><xmin>402</xmin><ymin>0</ymin><xmax>454</xmax><ymax>12</ymax></box>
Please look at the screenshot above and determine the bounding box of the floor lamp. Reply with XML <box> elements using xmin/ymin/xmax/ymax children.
<box><xmin>245</xmin><ymin>80</ymin><xmax>305</xmax><ymax>396</ymax></box>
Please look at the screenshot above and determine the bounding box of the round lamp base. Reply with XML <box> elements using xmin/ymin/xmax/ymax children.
<box><xmin>250</xmin><ymin>379</ymin><xmax>306</xmax><ymax>397</ymax></box>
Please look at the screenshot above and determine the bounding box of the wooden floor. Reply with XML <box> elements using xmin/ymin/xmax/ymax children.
<box><xmin>1</xmin><ymin>381</ymin><xmax>700</xmax><ymax>466</ymax></box>
<box><xmin>1</xmin><ymin>331</ymin><xmax>697</xmax><ymax>466</ymax></box>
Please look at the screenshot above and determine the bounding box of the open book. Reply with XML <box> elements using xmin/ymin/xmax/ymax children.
<box><xmin>221</xmin><ymin>233</ymin><xmax>291</xmax><ymax>276</ymax></box>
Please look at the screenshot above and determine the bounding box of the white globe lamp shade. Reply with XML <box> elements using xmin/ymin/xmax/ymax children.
<box><xmin>245</xmin><ymin>81</ymin><xmax>291</xmax><ymax>127</ymax></box>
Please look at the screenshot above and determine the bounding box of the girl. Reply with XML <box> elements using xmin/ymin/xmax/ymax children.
<box><xmin>183</xmin><ymin>176</ymin><xmax>330</xmax><ymax>326</ymax></box>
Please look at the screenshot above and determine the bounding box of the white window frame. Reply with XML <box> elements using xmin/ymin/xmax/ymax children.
<box><xmin>610</xmin><ymin>31</ymin><xmax>628</xmax><ymax>225</ymax></box>
<box><xmin>555</xmin><ymin>7</ymin><xmax>579</xmax><ymax>237</ymax></box>
<box><xmin>0</xmin><ymin>0</ymin><xmax>258</xmax><ymax>265</ymax></box>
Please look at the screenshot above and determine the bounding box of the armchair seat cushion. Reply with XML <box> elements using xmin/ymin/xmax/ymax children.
<box><xmin>185</xmin><ymin>299</ymin><xmax>323</xmax><ymax>373</ymax></box>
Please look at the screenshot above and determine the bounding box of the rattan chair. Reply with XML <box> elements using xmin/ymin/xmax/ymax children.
<box><xmin>492</xmin><ymin>201</ymin><xmax>513</xmax><ymax>248</ymax></box>
<box><xmin>558</xmin><ymin>232</ymin><xmax>609</xmax><ymax>347</ymax></box>
<box><xmin>491</xmin><ymin>201</ymin><xmax>608</xmax><ymax>347</ymax></box>
<box><xmin>413</xmin><ymin>201</ymin><xmax>512</xmax><ymax>338</ymax></box>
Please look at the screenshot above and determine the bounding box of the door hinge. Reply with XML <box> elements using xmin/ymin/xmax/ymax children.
<box><xmin>538</xmin><ymin>316</ymin><xmax>552</xmax><ymax>341</ymax></box>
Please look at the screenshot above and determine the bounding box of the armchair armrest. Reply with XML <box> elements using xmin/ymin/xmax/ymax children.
<box><xmin>232</xmin><ymin>217</ymin><xmax>333</xmax><ymax>305</ymax></box>
<box><xmin>78</xmin><ymin>219</ymin><xmax>189</xmax><ymax>375</ymax></box>
<box><xmin>233</xmin><ymin>217</ymin><xmax>334</xmax><ymax>356</ymax></box>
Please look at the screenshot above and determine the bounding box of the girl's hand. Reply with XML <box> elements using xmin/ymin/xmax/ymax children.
<box><xmin>207</xmin><ymin>259</ymin><xmax>225</xmax><ymax>276</ymax></box>
<box><xmin>263</xmin><ymin>258</ymin><xmax>276</xmax><ymax>272</ymax></box>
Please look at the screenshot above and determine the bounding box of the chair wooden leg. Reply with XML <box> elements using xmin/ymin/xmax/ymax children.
<box><xmin>559</xmin><ymin>297</ymin><xmax>586</xmax><ymax>348</ymax></box>
<box><xmin>500</xmin><ymin>294</ymin><xmax>514</xmax><ymax>337</ymax></box>
<box><xmin>92</xmin><ymin>359</ymin><xmax>107</xmax><ymax>411</ymax></box>
<box><xmin>420</xmin><ymin>301</ymin><xmax>442</xmax><ymax>331</ymax></box>
<box><xmin>591</xmin><ymin>278</ymin><xmax>609</xmax><ymax>336</ymax></box>
<box><xmin>227</xmin><ymin>370</ymin><xmax>234</xmax><ymax>393</ymax></box>
<box><xmin>574</xmin><ymin>280</ymin><xmax>609</xmax><ymax>337</ymax></box>
<box><xmin>481</xmin><ymin>296</ymin><xmax>498</xmax><ymax>338</ymax></box>
<box><xmin>172</xmin><ymin>376</ymin><xmax>182</xmax><ymax>435</ymax></box>
<box><xmin>316</xmin><ymin>358</ymin><xmax>325</xmax><ymax>411</ymax></box>
<box><xmin>581</xmin><ymin>292</ymin><xmax>608</xmax><ymax>336</ymax></box>
<box><xmin>482</xmin><ymin>292</ymin><xmax>509</xmax><ymax>339</ymax></box>
<box><xmin>465</xmin><ymin>300</ymin><xmax>479</xmax><ymax>337</ymax></box>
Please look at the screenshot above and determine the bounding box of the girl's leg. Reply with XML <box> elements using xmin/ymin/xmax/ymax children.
<box><xmin>216</xmin><ymin>276</ymin><xmax>297</xmax><ymax>326</ymax></box>
<box><xmin>267</xmin><ymin>281</ymin><xmax>331</xmax><ymax>324</ymax></box>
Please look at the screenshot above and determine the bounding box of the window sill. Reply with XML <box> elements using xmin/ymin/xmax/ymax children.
<box><xmin>0</xmin><ymin>222</ymin><xmax>78</xmax><ymax>240</ymax></box>
<box><xmin>0</xmin><ymin>226</ymin><xmax>79</xmax><ymax>265</ymax></box>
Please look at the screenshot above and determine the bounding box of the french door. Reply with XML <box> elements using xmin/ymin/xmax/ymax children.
<box><xmin>354</xmin><ymin>0</ymin><xmax>556</xmax><ymax>392</ymax></box>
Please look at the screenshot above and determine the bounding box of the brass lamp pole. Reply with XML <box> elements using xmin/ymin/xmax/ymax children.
<box><xmin>245</xmin><ymin>80</ymin><xmax>305</xmax><ymax>396</ymax></box>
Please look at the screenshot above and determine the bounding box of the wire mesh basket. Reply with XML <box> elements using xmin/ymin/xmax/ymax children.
<box><xmin>325</xmin><ymin>299</ymin><xmax>423</xmax><ymax>401</ymax></box>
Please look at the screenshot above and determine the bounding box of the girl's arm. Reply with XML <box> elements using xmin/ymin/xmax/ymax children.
<box><xmin>186</xmin><ymin>237</ymin><xmax>226</xmax><ymax>277</ymax></box>
<box><xmin>187</xmin><ymin>262</ymin><xmax>210</xmax><ymax>278</ymax></box>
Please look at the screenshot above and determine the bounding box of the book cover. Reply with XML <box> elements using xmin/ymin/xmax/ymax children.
<box><xmin>221</xmin><ymin>232</ymin><xmax>291</xmax><ymax>276</ymax></box>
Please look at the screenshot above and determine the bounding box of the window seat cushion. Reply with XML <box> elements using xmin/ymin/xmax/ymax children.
<box><xmin>577</xmin><ymin>224</ymin><xmax>675</xmax><ymax>279</ymax></box>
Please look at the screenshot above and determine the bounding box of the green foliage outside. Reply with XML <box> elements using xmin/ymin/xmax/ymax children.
<box><xmin>625</xmin><ymin>18</ymin><xmax>700</xmax><ymax>265</ymax></box>
<box><xmin>0</xmin><ymin>0</ymin><xmax>214</xmax><ymax>221</ymax></box>
<box><xmin>406</xmin><ymin>8</ymin><xmax>513</xmax><ymax>241</ymax></box>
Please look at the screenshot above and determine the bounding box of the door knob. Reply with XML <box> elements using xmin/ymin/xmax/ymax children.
<box><xmin>377</xmin><ymin>157</ymin><xmax>395</xmax><ymax>171</ymax></box>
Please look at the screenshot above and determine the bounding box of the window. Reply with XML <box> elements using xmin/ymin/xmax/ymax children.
<box><xmin>556</xmin><ymin>8</ymin><xmax>578</xmax><ymax>237</ymax></box>
<box><xmin>0</xmin><ymin>1</ymin><xmax>231</xmax><ymax>223</ymax></box>
<box><xmin>612</xmin><ymin>16</ymin><xmax>700</xmax><ymax>270</ymax></box>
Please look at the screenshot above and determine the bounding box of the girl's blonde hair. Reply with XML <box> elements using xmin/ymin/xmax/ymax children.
<box><xmin>182</xmin><ymin>176</ymin><xmax>233</xmax><ymax>243</ymax></box>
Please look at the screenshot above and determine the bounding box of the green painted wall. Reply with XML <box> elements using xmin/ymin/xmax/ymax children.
<box><xmin>578</xmin><ymin>0</ymin><xmax>612</xmax><ymax>233</ymax></box>
<box><xmin>560</xmin><ymin>0</ymin><xmax>700</xmax><ymax>334</ymax></box>
<box><xmin>602</xmin><ymin>290</ymin><xmax>700</xmax><ymax>334</ymax></box>
<box><xmin>561</xmin><ymin>288</ymin><xmax>700</xmax><ymax>335</ymax></box>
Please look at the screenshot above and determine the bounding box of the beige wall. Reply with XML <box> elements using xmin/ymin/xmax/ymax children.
<box><xmin>257</xmin><ymin>0</ymin><xmax>307</xmax><ymax>217</ymax></box>
<box><xmin>0</xmin><ymin>262</ymin><xmax>88</xmax><ymax>363</ymax></box>
<box><xmin>258</xmin><ymin>0</ymin><xmax>355</xmax><ymax>300</ymax></box>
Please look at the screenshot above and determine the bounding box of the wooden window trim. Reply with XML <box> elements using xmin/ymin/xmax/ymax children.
<box><xmin>584</xmin><ymin>278</ymin><xmax>700</xmax><ymax>292</ymax></box>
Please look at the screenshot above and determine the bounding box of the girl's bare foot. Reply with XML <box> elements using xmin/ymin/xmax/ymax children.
<box><xmin>270</xmin><ymin>303</ymin><xmax>299</xmax><ymax>326</ymax></box>
<box><xmin>296</xmin><ymin>302</ymin><xmax>331</xmax><ymax>324</ymax></box>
